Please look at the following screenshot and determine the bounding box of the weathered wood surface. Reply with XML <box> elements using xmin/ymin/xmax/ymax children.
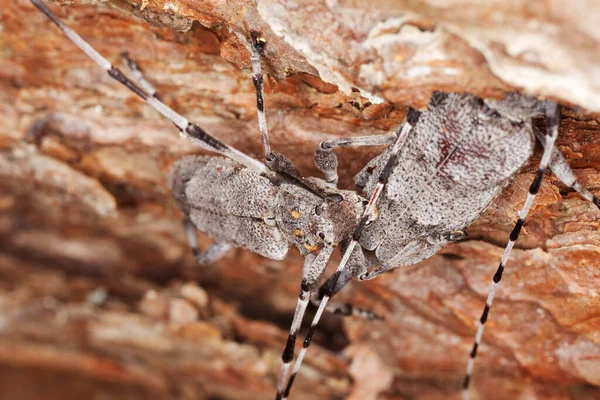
<box><xmin>1</xmin><ymin>1</ymin><xmax>600</xmax><ymax>399</ymax></box>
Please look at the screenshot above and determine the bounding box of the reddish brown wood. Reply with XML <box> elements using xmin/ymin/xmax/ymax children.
<box><xmin>1</xmin><ymin>1</ymin><xmax>600</xmax><ymax>399</ymax></box>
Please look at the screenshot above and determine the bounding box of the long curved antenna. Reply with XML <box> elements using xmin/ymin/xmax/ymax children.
<box><xmin>462</xmin><ymin>102</ymin><xmax>560</xmax><ymax>399</ymax></box>
<box><xmin>280</xmin><ymin>109</ymin><xmax>421</xmax><ymax>399</ymax></box>
<box><xmin>30</xmin><ymin>0</ymin><xmax>267</xmax><ymax>175</ymax></box>
<box><xmin>274</xmin><ymin>247</ymin><xmax>334</xmax><ymax>400</ymax></box>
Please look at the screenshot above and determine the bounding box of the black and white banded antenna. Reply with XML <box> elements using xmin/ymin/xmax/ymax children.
<box><xmin>30</xmin><ymin>0</ymin><xmax>268</xmax><ymax>176</ymax></box>
<box><xmin>279</xmin><ymin>109</ymin><xmax>421</xmax><ymax>400</ymax></box>
<box><xmin>462</xmin><ymin>102</ymin><xmax>560</xmax><ymax>399</ymax></box>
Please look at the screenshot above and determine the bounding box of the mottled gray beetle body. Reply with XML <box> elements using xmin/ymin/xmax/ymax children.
<box><xmin>168</xmin><ymin>91</ymin><xmax>548</xmax><ymax>281</ymax></box>
<box><xmin>165</xmin><ymin>91</ymin><xmax>560</xmax><ymax>400</ymax></box>
<box><xmin>168</xmin><ymin>155</ymin><xmax>362</xmax><ymax>260</ymax></box>
<box><xmin>342</xmin><ymin>92</ymin><xmax>543</xmax><ymax>279</ymax></box>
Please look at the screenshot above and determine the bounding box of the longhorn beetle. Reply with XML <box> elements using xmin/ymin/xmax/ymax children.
<box><xmin>30</xmin><ymin>1</ymin><xmax>600</xmax><ymax>399</ymax></box>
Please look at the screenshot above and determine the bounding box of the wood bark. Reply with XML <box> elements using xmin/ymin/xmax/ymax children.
<box><xmin>1</xmin><ymin>1</ymin><xmax>600</xmax><ymax>399</ymax></box>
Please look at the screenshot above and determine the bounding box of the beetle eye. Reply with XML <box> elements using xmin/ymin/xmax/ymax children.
<box><xmin>326</xmin><ymin>193</ymin><xmax>343</xmax><ymax>203</ymax></box>
<box><xmin>318</xmin><ymin>232</ymin><xmax>325</xmax><ymax>240</ymax></box>
<box><xmin>449</xmin><ymin>230</ymin><xmax>468</xmax><ymax>242</ymax></box>
<box><xmin>314</xmin><ymin>204</ymin><xmax>322</xmax><ymax>215</ymax></box>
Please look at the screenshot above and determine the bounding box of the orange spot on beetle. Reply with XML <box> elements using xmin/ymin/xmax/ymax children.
<box><xmin>303</xmin><ymin>243</ymin><xmax>320</xmax><ymax>252</ymax></box>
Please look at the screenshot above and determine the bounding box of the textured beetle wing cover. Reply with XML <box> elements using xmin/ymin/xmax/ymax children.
<box><xmin>188</xmin><ymin>211</ymin><xmax>289</xmax><ymax>260</ymax></box>
<box><xmin>361</xmin><ymin>94</ymin><xmax>535</xmax><ymax>261</ymax></box>
<box><xmin>171</xmin><ymin>156</ymin><xmax>290</xmax><ymax>260</ymax></box>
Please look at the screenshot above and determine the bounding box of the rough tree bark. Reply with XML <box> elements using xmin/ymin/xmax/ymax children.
<box><xmin>1</xmin><ymin>1</ymin><xmax>600</xmax><ymax>399</ymax></box>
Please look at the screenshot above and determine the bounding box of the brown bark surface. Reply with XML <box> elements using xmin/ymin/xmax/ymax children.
<box><xmin>1</xmin><ymin>1</ymin><xmax>600</xmax><ymax>399</ymax></box>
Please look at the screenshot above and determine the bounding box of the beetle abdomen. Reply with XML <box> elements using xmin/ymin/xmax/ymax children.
<box><xmin>169</xmin><ymin>156</ymin><xmax>290</xmax><ymax>260</ymax></box>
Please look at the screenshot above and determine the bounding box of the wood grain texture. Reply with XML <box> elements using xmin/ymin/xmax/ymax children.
<box><xmin>1</xmin><ymin>1</ymin><xmax>600</xmax><ymax>399</ymax></box>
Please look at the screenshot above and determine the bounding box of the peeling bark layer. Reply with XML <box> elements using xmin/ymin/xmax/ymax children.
<box><xmin>1</xmin><ymin>1</ymin><xmax>600</xmax><ymax>399</ymax></box>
